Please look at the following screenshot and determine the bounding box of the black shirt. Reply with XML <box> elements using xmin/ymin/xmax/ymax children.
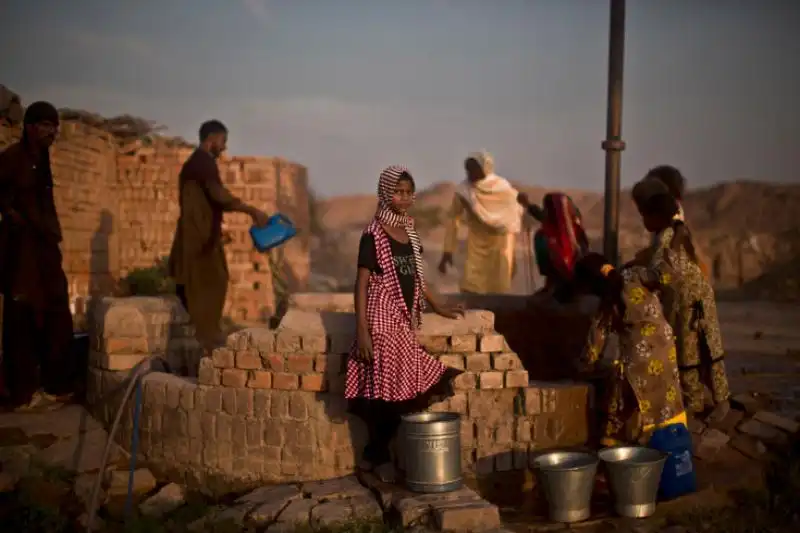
<box><xmin>357</xmin><ymin>233</ymin><xmax>422</xmax><ymax>313</ymax></box>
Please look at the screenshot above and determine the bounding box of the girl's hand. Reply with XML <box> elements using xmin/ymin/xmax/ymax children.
<box><xmin>356</xmin><ymin>327</ymin><xmax>373</xmax><ymax>362</ymax></box>
<box><xmin>436</xmin><ymin>303</ymin><xmax>464</xmax><ymax>320</ymax></box>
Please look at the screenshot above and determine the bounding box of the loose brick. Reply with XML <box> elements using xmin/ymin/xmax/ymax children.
<box><xmin>730</xmin><ymin>393</ymin><xmax>766</xmax><ymax>415</ymax></box>
<box><xmin>236</xmin><ymin>350</ymin><xmax>262</xmax><ymax>370</ymax></box>
<box><xmin>439</xmin><ymin>354</ymin><xmax>465</xmax><ymax>369</ymax></box>
<box><xmin>221</xmin><ymin>369</ymin><xmax>248</xmax><ymax>388</ymax></box>
<box><xmin>272</xmin><ymin>373</ymin><xmax>300</xmax><ymax>390</ymax></box>
<box><xmin>301</xmin><ymin>374</ymin><xmax>326</xmax><ymax>392</ymax></box>
<box><xmin>302</xmin><ymin>334</ymin><xmax>328</xmax><ymax>353</ymax></box>
<box><xmin>694</xmin><ymin>428</ymin><xmax>730</xmax><ymax>461</ymax></box>
<box><xmin>738</xmin><ymin>418</ymin><xmax>787</xmax><ymax>445</ymax></box>
<box><xmin>286</xmin><ymin>354</ymin><xmax>314</xmax><ymax>373</ymax></box>
<box><xmin>479</xmin><ymin>372</ymin><xmax>504</xmax><ymax>389</ymax></box>
<box><xmin>453</xmin><ymin>372</ymin><xmax>477</xmax><ymax>390</ymax></box>
<box><xmin>275</xmin><ymin>332</ymin><xmax>301</xmax><ymax>353</ymax></box>
<box><xmin>418</xmin><ymin>335</ymin><xmax>448</xmax><ymax>353</ymax></box>
<box><xmin>434</xmin><ymin>502</ymin><xmax>500</xmax><ymax>532</ymax></box>
<box><xmin>493</xmin><ymin>352</ymin><xmax>522</xmax><ymax>370</ymax></box>
<box><xmin>465</xmin><ymin>353</ymin><xmax>491</xmax><ymax>372</ymax></box>
<box><xmin>211</xmin><ymin>348</ymin><xmax>235</xmax><ymax>368</ymax></box>
<box><xmin>247</xmin><ymin>371</ymin><xmax>273</xmax><ymax>389</ymax></box>
<box><xmin>505</xmin><ymin>370</ymin><xmax>529</xmax><ymax>388</ymax></box>
<box><xmin>479</xmin><ymin>333</ymin><xmax>506</xmax><ymax>352</ymax></box>
<box><xmin>261</xmin><ymin>353</ymin><xmax>285</xmax><ymax>372</ymax></box>
<box><xmin>450</xmin><ymin>334</ymin><xmax>477</xmax><ymax>353</ymax></box>
<box><xmin>753</xmin><ymin>411</ymin><xmax>800</xmax><ymax>434</ymax></box>
<box><xmin>730</xmin><ymin>434</ymin><xmax>767</xmax><ymax>460</ymax></box>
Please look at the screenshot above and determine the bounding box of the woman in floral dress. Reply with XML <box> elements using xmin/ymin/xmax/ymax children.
<box><xmin>639</xmin><ymin>193</ymin><xmax>730</xmax><ymax>420</ymax></box>
<box><xmin>575</xmin><ymin>253</ymin><xmax>686</xmax><ymax>446</ymax></box>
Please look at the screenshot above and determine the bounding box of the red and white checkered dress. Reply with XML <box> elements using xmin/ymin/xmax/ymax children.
<box><xmin>344</xmin><ymin>166</ymin><xmax>446</xmax><ymax>402</ymax></box>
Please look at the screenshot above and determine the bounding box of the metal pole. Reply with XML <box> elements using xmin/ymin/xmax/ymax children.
<box><xmin>602</xmin><ymin>0</ymin><xmax>627</xmax><ymax>266</ymax></box>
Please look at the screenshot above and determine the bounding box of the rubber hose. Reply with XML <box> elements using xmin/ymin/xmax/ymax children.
<box><xmin>85</xmin><ymin>358</ymin><xmax>153</xmax><ymax>533</ymax></box>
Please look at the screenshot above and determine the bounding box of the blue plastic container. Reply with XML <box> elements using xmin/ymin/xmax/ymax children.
<box><xmin>648</xmin><ymin>423</ymin><xmax>697</xmax><ymax>500</ymax></box>
<box><xmin>249</xmin><ymin>213</ymin><xmax>297</xmax><ymax>252</ymax></box>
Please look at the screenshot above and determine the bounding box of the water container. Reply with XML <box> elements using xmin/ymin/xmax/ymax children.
<box><xmin>400</xmin><ymin>412</ymin><xmax>462</xmax><ymax>493</ymax></box>
<box><xmin>249</xmin><ymin>214</ymin><xmax>297</xmax><ymax>252</ymax></box>
<box><xmin>648</xmin><ymin>423</ymin><xmax>697</xmax><ymax>500</ymax></box>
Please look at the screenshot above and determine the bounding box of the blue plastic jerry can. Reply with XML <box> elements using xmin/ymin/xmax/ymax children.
<box><xmin>249</xmin><ymin>213</ymin><xmax>298</xmax><ymax>253</ymax></box>
<box><xmin>648</xmin><ymin>423</ymin><xmax>697</xmax><ymax>500</ymax></box>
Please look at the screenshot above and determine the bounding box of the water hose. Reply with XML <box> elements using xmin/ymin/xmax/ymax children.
<box><xmin>85</xmin><ymin>357</ymin><xmax>155</xmax><ymax>533</ymax></box>
<box><xmin>124</xmin><ymin>378</ymin><xmax>144</xmax><ymax>517</ymax></box>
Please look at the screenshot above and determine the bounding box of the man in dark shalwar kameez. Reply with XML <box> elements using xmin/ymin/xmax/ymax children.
<box><xmin>0</xmin><ymin>102</ymin><xmax>75</xmax><ymax>411</ymax></box>
<box><xmin>169</xmin><ymin>120</ymin><xmax>269</xmax><ymax>348</ymax></box>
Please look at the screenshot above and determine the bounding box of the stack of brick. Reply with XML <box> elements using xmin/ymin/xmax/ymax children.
<box><xmin>85</xmin><ymin>299</ymin><xmax>594</xmax><ymax>492</ymax></box>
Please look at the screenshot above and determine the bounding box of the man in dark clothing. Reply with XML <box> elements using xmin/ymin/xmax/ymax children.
<box><xmin>168</xmin><ymin>120</ymin><xmax>269</xmax><ymax>348</ymax></box>
<box><xmin>0</xmin><ymin>101</ymin><xmax>75</xmax><ymax>411</ymax></box>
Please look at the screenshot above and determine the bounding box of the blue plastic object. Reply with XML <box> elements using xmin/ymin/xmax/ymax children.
<box><xmin>249</xmin><ymin>213</ymin><xmax>297</xmax><ymax>252</ymax></box>
<box><xmin>648</xmin><ymin>423</ymin><xmax>697</xmax><ymax>500</ymax></box>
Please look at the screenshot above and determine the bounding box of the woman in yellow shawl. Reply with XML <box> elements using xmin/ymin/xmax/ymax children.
<box><xmin>438</xmin><ymin>151</ymin><xmax>524</xmax><ymax>294</ymax></box>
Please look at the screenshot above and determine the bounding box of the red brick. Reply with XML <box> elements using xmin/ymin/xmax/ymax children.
<box><xmin>301</xmin><ymin>334</ymin><xmax>328</xmax><ymax>353</ymax></box>
<box><xmin>453</xmin><ymin>372</ymin><xmax>477</xmax><ymax>390</ymax></box>
<box><xmin>434</xmin><ymin>503</ymin><xmax>500</xmax><ymax>531</ymax></box>
<box><xmin>262</xmin><ymin>353</ymin><xmax>285</xmax><ymax>371</ymax></box>
<box><xmin>479</xmin><ymin>333</ymin><xmax>507</xmax><ymax>352</ymax></box>
<box><xmin>418</xmin><ymin>335</ymin><xmax>448</xmax><ymax>353</ymax></box>
<box><xmin>439</xmin><ymin>354</ymin><xmax>465</xmax><ymax>369</ymax></box>
<box><xmin>301</xmin><ymin>373</ymin><xmax>326</xmax><ymax>392</ymax></box>
<box><xmin>465</xmin><ymin>353</ymin><xmax>491</xmax><ymax>372</ymax></box>
<box><xmin>273</xmin><ymin>373</ymin><xmax>300</xmax><ymax>390</ymax></box>
<box><xmin>236</xmin><ymin>350</ymin><xmax>262</xmax><ymax>370</ymax></box>
<box><xmin>286</xmin><ymin>354</ymin><xmax>314</xmax><ymax>373</ymax></box>
<box><xmin>450</xmin><ymin>334</ymin><xmax>477</xmax><ymax>353</ymax></box>
<box><xmin>275</xmin><ymin>332</ymin><xmax>301</xmax><ymax>352</ymax></box>
<box><xmin>479</xmin><ymin>372</ymin><xmax>504</xmax><ymax>389</ymax></box>
<box><xmin>505</xmin><ymin>370</ymin><xmax>529</xmax><ymax>388</ymax></box>
<box><xmin>247</xmin><ymin>371</ymin><xmax>273</xmax><ymax>389</ymax></box>
<box><xmin>492</xmin><ymin>352</ymin><xmax>522</xmax><ymax>370</ymax></box>
<box><xmin>221</xmin><ymin>369</ymin><xmax>248</xmax><ymax>388</ymax></box>
<box><xmin>211</xmin><ymin>348</ymin><xmax>236</xmax><ymax>368</ymax></box>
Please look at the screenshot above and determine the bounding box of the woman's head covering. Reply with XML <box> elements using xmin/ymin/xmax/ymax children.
<box><xmin>537</xmin><ymin>193</ymin><xmax>587</xmax><ymax>281</ymax></box>
<box><xmin>374</xmin><ymin>165</ymin><xmax>426</xmax><ymax>295</ymax></box>
<box><xmin>466</xmin><ymin>150</ymin><xmax>495</xmax><ymax>176</ymax></box>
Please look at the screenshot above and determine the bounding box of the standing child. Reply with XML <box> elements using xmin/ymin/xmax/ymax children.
<box><xmin>638</xmin><ymin>193</ymin><xmax>731</xmax><ymax>421</ymax></box>
<box><xmin>347</xmin><ymin>165</ymin><xmax>464</xmax><ymax>483</ymax></box>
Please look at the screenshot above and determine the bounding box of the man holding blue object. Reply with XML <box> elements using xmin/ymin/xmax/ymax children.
<box><xmin>168</xmin><ymin>120</ymin><xmax>269</xmax><ymax>347</ymax></box>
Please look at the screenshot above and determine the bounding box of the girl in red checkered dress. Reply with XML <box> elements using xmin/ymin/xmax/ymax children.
<box><xmin>346</xmin><ymin>166</ymin><xmax>464</xmax><ymax>482</ymax></box>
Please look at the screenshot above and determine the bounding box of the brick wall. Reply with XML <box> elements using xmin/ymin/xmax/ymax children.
<box><xmin>86</xmin><ymin>298</ymin><xmax>593</xmax><ymax>493</ymax></box>
<box><xmin>0</xmin><ymin>119</ymin><xmax>310</xmax><ymax>320</ymax></box>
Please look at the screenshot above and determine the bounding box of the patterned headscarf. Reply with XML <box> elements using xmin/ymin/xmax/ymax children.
<box><xmin>375</xmin><ymin>165</ymin><xmax>427</xmax><ymax>295</ymax></box>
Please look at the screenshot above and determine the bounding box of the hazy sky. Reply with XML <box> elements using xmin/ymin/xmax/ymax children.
<box><xmin>2</xmin><ymin>0</ymin><xmax>798</xmax><ymax>197</ymax></box>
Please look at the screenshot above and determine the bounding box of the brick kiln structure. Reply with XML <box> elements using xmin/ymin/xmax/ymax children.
<box><xmin>0</xmin><ymin>119</ymin><xmax>311</xmax><ymax>321</ymax></box>
<box><xmin>86</xmin><ymin>297</ymin><xmax>593</xmax><ymax>493</ymax></box>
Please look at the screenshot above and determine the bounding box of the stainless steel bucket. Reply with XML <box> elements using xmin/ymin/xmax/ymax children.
<box><xmin>598</xmin><ymin>446</ymin><xmax>667</xmax><ymax>518</ymax></box>
<box><xmin>400</xmin><ymin>412</ymin><xmax>462</xmax><ymax>493</ymax></box>
<box><xmin>531</xmin><ymin>451</ymin><xmax>599</xmax><ymax>523</ymax></box>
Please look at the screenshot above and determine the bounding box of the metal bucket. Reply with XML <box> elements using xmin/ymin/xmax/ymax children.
<box><xmin>531</xmin><ymin>451</ymin><xmax>598</xmax><ymax>523</ymax></box>
<box><xmin>400</xmin><ymin>412</ymin><xmax>462</xmax><ymax>493</ymax></box>
<box><xmin>598</xmin><ymin>446</ymin><xmax>667</xmax><ymax>518</ymax></box>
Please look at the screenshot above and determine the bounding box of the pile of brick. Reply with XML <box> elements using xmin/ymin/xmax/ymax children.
<box><xmin>692</xmin><ymin>392</ymin><xmax>799</xmax><ymax>462</ymax></box>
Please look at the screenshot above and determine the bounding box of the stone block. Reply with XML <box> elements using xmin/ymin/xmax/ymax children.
<box><xmin>450</xmin><ymin>334</ymin><xmax>477</xmax><ymax>353</ymax></box>
<box><xmin>465</xmin><ymin>353</ymin><xmax>491</xmax><ymax>372</ymax></box>
<box><xmin>419</xmin><ymin>335</ymin><xmax>449</xmax><ymax>353</ymax></box>
<box><xmin>273</xmin><ymin>373</ymin><xmax>300</xmax><ymax>390</ymax></box>
<box><xmin>236</xmin><ymin>350</ymin><xmax>262</xmax><ymax>370</ymax></box>
<box><xmin>504</xmin><ymin>370</ymin><xmax>529</xmax><ymax>388</ymax></box>
<box><xmin>753</xmin><ymin>411</ymin><xmax>800</xmax><ymax>434</ymax></box>
<box><xmin>478</xmin><ymin>333</ymin><xmax>506</xmax><ymax>353</ymax></box>
<box><xmin>478</xmin><ymin>372</ymin><xmax>504</xmax><ymax>390</ymax></box>
<box><xmin>221</xmin><ymin>369</ymin><xmax>248</xmax><ymax>388</ymax></box>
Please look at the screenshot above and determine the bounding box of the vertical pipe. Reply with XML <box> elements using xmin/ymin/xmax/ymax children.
<box><xmin>602</xmin><ymin>0</ymin><xmax>627</xmax><ymax>266</ymax></box>
<box><xmin>125</xmin><ymin>378</ymin><xmax>144</xmax><ymax>518</ymax></box>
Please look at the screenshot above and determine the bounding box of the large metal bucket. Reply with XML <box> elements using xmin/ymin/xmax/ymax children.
<box><xmin>598</xmin><ymin>446</ymin><xmax>667</xmax><ymax>518</ymax></box>
<box><xmin>531</xmin><ymin>451</ymin><xmax>599</xmax><ymax>523</ymax></box>
<box><xmin>400</xmin><ymin>412</ymin><xmax>462</xmax><ymax>493</ymax></box>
